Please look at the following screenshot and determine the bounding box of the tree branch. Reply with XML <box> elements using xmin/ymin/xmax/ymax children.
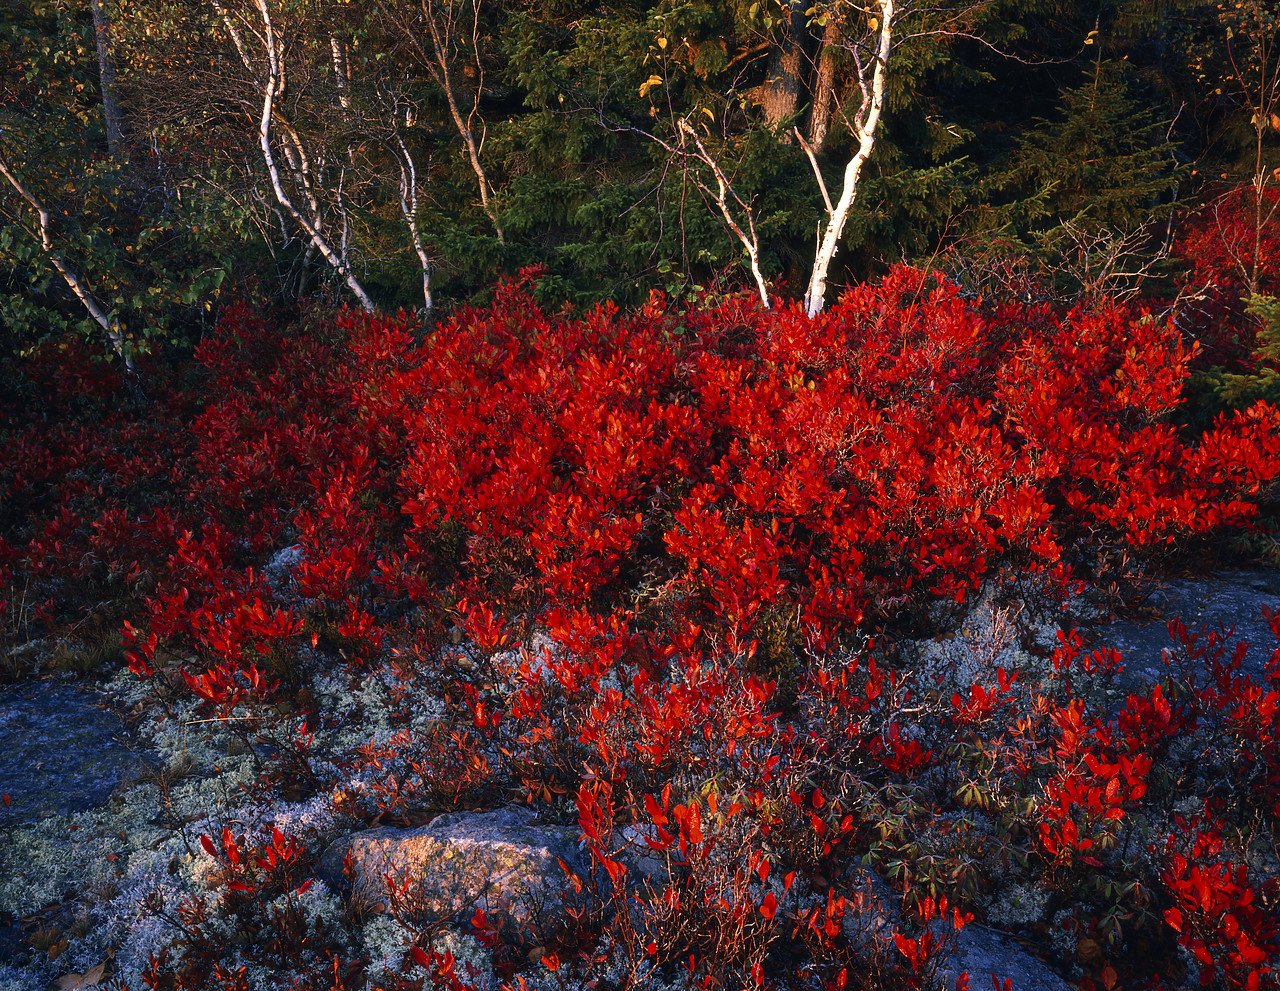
<box><xmin>250</xmin><ymin>0</ymin><xmax>375</xmax><ymax>311</ymax></box>
<box><xmin>0</xmin><ymin>149</ymin><xmax>134</xmax><ymax>371</ymax></box>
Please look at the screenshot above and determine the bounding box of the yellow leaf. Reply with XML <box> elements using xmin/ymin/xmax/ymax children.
<box><xmin>639</xmin><ymin>75</ymin><xmax>664</xmax><ymax>98</ymax></box>
<box><xmin>657</xmin><ymin>36</ymin><xmax>667</xmax><ymax>49</ymax></box>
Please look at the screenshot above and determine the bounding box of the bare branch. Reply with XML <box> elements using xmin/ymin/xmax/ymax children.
<box><xmin>376</xmin><ymin>0</ymin><xmax>504</xmax><ymax>243</ymax></box>
<box><xmin>0</xmin><ymin>150</ymin><xmax>134</xmax><ymax>371</ymax></box>
<box><xmin>794</xmin><ymin>127</ymin><xmax>834</xmax><ymax>216</ymax></box>
<box><xmin>675</xmin><ymin>118</ymin><xmax>770</xmax><ymax>308</ymax></box>
<box><xmin>251</xmin><ymin>0</ymin><xmax>375</xmax><ymax>311</ymax></box>
<box><xmin>210</xmin><ymin>0</ymin><xmax>256</xmax><ymax>72</ymax></box>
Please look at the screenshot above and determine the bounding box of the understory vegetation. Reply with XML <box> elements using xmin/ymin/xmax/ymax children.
<box><xmin>4</xmin><ymin>262</ymin><xmax>1280</xmax><ymax>990</ymax></box>
<box><xmin>6</xmin><ymin>0</ymin><xmax>1280</xmax><ymax>986</ymax></box>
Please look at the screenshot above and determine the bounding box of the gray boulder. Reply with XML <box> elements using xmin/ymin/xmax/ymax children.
<box><xmin>939</xmin><ymin>921</ymin><xmax>1072</xmax><ymax>991</ymax></box>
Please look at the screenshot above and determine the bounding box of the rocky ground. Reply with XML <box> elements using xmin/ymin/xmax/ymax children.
<box><xmin>1</xmin><ymin>567</ymin><xmax>1277</xmax><ymax>991</ymax></box>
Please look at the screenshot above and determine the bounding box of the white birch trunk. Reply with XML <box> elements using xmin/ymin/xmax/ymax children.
<box><xmin>393</xmin><ymin>126</ymin><xmax>434</xmax><ymax>311</ymax></box>
<box><xmin>330</xmin><ymin>36</ymin><xmax>351</xmax><ymax>111</ymax></box>
<box><xmin>250</xmin><ymin>0</ymin><xmax>376</xmax><ymax>311</ymax></box>
<box><xmin>0</xmin><ymin>154</ymin><xmax>135</xmax><ymax>372</ymax></box>
<box><xmin>803</xmin><ymin>0</ymin><xmax>894</xmax><ymax>317</ymax></box>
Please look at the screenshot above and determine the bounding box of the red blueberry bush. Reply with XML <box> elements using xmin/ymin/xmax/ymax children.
<box><xmin>3</xmin><ymin>266</ymin><xmax>1280</xmax><ymax>989</ymax></box>
<box><xmin>1177</xmin><ymin>184</ymin><xmax>1280</xmax><ymax>371</ymax></box>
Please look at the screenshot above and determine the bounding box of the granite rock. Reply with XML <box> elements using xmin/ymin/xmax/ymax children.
<box><xmin>1085</xmin><ymin>567</ymin><xmax>1280</xmax><ymax>697</ymax></box>
<box><xmin>317</xmin><ymin>806</ymin><xmax>589</xmax><ymax>930</ymax></box>
<box><xmin>942</xmin><ymin>923</ymin><xmax>1072</xmax><ymax>991</ymax></box>
<box><xmin>0</xmin><ymin>678</ymin><xmax>149</xmax><ymax>824</ymax></box>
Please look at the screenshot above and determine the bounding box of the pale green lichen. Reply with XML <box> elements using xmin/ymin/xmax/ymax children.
<box><xmin>7</xmin><ymin>649</ymin><xmax>470</xmax><ymax>988</ymax></box>
<box><xmin>430</xmin><ymin>929</ymin><xmax>494</xmax><ymax>989</ymax></box>
<box><xmin>362</xmin><ymin>914</ymin><xmax>412</xmax><ymax>971</ymax></box>
<box><xmin>273</xmin><ymin>879</ymin><xmax>345</xmax><ymax>936</ymax></box>
<box><xmin>0</xmin><ymin>959</ymin><xmax>59</xmax><ymax>991</ymax></box>
<box><xmin>984</xmin><ymin>882</ymin><xmax>1051</xmax><ymax>927</ymax></box>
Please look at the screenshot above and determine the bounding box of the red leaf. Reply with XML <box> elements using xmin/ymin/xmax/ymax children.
<box><xmin>645</xmin><ymin>792</ymin><xmax>668</xmax><ymax>828</ymax></box>
<box><xmin>894</xmin><ymin>933</ymin><xmax>919</xmax><ymax>970</ymax></box>
<box><xmin>222</xmin><ymin>828</ymin><xmax>240</xmax><ymax>867</ymax></box>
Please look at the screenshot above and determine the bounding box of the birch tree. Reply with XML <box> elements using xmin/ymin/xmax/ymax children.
<box><xmin>116</xmin><ymin>0</ymin><xmax>474</xmax><ymax>314</ymax></box>
<box><xmin>0</xmin><ymin>3</ymin><xmax>189</xmax><ymax>374</ymax></box>
<box><xmin>637</xmin><ymin>0</ymin><xmax>998</xmax><ymax>315</ymax></box>
<box><xmin>797</xmin><ymin>0</ymin><xmax>894</xmax><ymax>316</ymax></box>
<box><xmin>0</xmin><ymin>148</ymin><xmax>134</xmax><ymax>371</ymax></box>
<box><xmin>382</xmin><ymin>85</ymin><xmax>435</xmax><ymax>311</ymax></box>
<box><xmin>374</xmin><ymin>0</ymin><xmax>504</xmax><ymax>243</ymax></box>
<box><xmin>212</xmin><ymin>0</ymin><xmax>376</xmax><ymax>310</ymax></box>
<box><xmin>628</xmin><ymin>0</ymin><xmax>897</xmax><ymax>314</ymax></box>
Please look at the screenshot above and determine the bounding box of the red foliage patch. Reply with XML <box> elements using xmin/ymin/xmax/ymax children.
<box><xmin>5</xmin><ymin>268</ymin><xmax>1280</xmax><ymax>989</ymax></box>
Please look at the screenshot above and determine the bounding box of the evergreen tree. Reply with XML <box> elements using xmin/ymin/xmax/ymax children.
<box><xmin>996</xmin><ymin>58</ymin><xmax>1182</xmax><ymax>232</ymax></box>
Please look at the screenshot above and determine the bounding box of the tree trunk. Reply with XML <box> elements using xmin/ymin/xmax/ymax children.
<box><xmin>806</xmin><ymin>13</ymin><xmax>842</xmax><ymax>153</ymax></box>
<box><xmin>90</xmin><ymin>0</ymin><xmax>124</xmax><ymax>157</ymax></box>
<box><xmin>803</xmin><ymin>0</ymin><xmax>893</xmax><ymax>317</ymax></box>
<box><xmin>757</xmin><ymin>0</ymin><xmax>809</xmax><ymax>135</ymax></box>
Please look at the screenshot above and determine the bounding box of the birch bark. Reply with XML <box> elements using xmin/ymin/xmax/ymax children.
<box><xmin>802</xmin><ymin>0</ymin><xmax>894</xmax><ymax>317</ymax></box>
<box><xmin>0</xmin><ymin>153</ymin><xmax>135</xmax><ymax>372</ymax></box>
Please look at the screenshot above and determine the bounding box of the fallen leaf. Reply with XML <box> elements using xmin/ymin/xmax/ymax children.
<box><xmin>47</xmin><ymin>961</ymin><xmax>106</xmax><ymax>990</ymax></box>
<box><xmin>1076</xmin><ymin>936</ymin><xmax>1104</xmax><ymax>967</ymax></box>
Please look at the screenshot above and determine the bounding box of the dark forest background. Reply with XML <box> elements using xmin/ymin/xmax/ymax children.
<box><xmin>1</xmin><ymin>0</ymin><xmax>1277</xmax><ymax>377</ymax></box>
